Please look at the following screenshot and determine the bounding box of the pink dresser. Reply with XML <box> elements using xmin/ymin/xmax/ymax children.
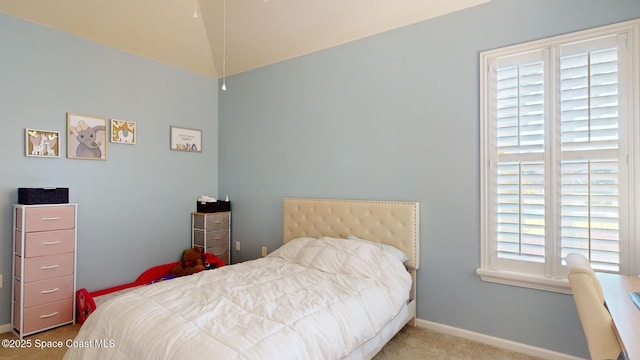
<box><xmin>12</xmin><ymin>204</ymin><xmax>77</xmax><ymax>338</ymax></box>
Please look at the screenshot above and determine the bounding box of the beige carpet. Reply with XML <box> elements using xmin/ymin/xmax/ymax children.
<box><xmin>0</xmin><ymin>324</ymin><xmax>81</xmax><ymax>360</ymax></box>
<box><xmin>373</xmin><ymin>326</ymin><xmax>541</xmax><ymax>360</ymax></box>
<box><xmin>1</xmin><ymin>324</ymin><xmax>541</xmax><ymax>360</ymax></box>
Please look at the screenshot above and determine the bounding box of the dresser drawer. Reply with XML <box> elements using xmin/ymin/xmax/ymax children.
<box><xmin>206</xmin><ymin>213</ymin><xmax>229</xmax><ymax>230</ymax></box>
<box><xmin>204</xmin><ymin>241</ymin><xmax>229</xmax><ymax>257</ymax></box>
<box><xmin>15</xmin><ymin>229</ymin><xmax>75</xmax><ymax>257</ymax></box>
<box><xmin>194</xmin><ymin>229</ymin><xmax>229</xmax><ymax>247</ymax></box>
<box><xmin>193</xmin><ymin>213</ymin><xmax>229</xmax><ymax>231</ymax></box>
<box><xmin>15</xmin><ymin>205</ymin><xmax>75</xmax><ymax>232</ymax></box>
<box><xmin>14</xmin><ymin>276</ymin><xmax>74</xmax><ymax>308</ymax></box>
<box><xmin>13</xmin><ymin>298</ymin><xmax>73</xmax><ymax>334</ymax></box>
<box><xmin>14</xmin><ymin>253</ymin><xmax>74</xmax><ymax>282</ymax></box>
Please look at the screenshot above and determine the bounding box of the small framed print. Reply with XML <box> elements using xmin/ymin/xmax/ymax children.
<box><xmin>67</xmin><ymin>112</ymin><xmax>108</xmax><ymax>160</ymax></box>
<box><xmin>25</xmin><ymin>129</ymin><xmax>60</xmax><ymax>157</ymax></box>
<box><xmin>110</xmin><ymin>119</ymin><xmax>136</xmax><ymax>144</ymax></box>
<box><xmin>170</xmin><ymin>126</ymin><xmax>202</xmax><ymax>152</ymax></box>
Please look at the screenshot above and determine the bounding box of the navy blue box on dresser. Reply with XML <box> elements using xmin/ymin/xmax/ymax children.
<box><xmin>18</xmin><ymin>188</ymin><xmax>69</xmax><ymax>205</ymax></box>
<box><xmin>196</xmin><ymin>201</ymin><xmax>231</xmax><ymax>213</ymax></box>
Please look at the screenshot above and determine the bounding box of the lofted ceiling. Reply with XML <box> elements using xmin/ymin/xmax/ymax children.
<box><xmin>0</xmin><ymin>0</ymin><xmax>489</xmax><ymax>79</ymax></box>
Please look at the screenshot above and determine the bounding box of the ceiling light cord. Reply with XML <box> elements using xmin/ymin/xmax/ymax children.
<box><xmin>193</xmin><ymin>0</ymin><xmax>198</xmax><ymax>19</ymax></box>
<box><xmin>221</xmin><ymin>0</ymin><xmax>227</xmax><ymax>91</ymax></box>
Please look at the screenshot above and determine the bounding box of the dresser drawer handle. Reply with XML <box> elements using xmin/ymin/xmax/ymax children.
<box><xmin>41</xmin><ymin>217</ymin><xmax>62</xmax><ymax>221</ymax></box>
<box><xmin>40</xmin><ymin>312</ymin><xmax>59</xmax><ymax>319</ymax></box>
<box><xmin>42</xmin><ymin>241</ymin><xmax>62</xmax><ymax>245</ymax></box>
<box><xmin>40</xmin><ymin>288</ymin><xmax>59</xmax><ymax>294</ymax></box>
<box><xmin>40</xmin><ymin>264</ymin><xmax>60</xmax><ymax>270</ymax></box>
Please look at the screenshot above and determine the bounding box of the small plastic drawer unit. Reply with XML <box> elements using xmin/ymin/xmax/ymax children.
<box><xmin>192</xmin><ymin>211</ymin><xmax>231</xmax><ymax>264</ymax></box>
<box><xmin>12</xmin><ymin>204</ymin><xmax>77</xmax><ymax>338</ymax></box>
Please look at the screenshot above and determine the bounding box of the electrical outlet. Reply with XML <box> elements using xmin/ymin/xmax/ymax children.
<box><xmin>261</xmin><ymin>246</ymin><xmax>267</xmax><ymax>257</ymax></box>
<box><xmin>235</xmin><ymin>241</ymin><xmax>241</xmax><ymax>251</ymax></box>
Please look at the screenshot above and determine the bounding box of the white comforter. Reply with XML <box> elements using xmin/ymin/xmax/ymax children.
<box><xmin>64</xmin><ymin>237</ymin><xmax>411</xmax><ymax>360</ymax></box>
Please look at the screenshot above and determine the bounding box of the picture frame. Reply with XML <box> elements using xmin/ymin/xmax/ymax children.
<box><xmin>67</xmin><ymin>112</ymin><xmax>108</xmax><ymax>160</ymax></box>
<box><xmin>25</xmin><ymin>129</ymin><xmax>60</xmax><ymax>158</ymax></box>
<box><xmin>110</xmin><ymin>119</ymin><xmax>136</xmax><ymax>144</ymax></box>
<box><xmin>170</xmin><ymin>126</ymin><xmax>202</xmax><ymax>152</ymax></box>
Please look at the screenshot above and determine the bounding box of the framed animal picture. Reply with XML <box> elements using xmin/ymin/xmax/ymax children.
<box><xmin>67</xmin><ymin>112</ymin><xmax>108</xmax><ymax>160</ymax></box>
<box><xmin>170</xmin><ymin>126</ymin><xmax>202</xmax><ymax>152</ymax></box>
<box><xmin>110</xmin><ymin>119</ymin><xmax>136</xmax><ymax>144</ymax></box>
<box><xmin>25</xmin><ymin>129</ymin><xmax>60</xmax><ymax>158</ymax></box>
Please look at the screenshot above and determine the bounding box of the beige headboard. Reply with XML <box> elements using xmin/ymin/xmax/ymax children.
<box><xmin>283</xmin><ymin>198</ymin><xmax>420</xmax><ymax>270</ymax></box>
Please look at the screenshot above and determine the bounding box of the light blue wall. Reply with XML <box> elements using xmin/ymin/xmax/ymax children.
<box><xmin>219</xmin><ymin>0</ymin><xmax>640</xmax><ymax>357</ymax></box>
<box><xmin>0</xmin><ymin>14</ymin><xmax>219</xmax><ymax>325</ymax></box>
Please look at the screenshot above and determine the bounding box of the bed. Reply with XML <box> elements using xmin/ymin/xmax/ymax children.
<box><xmin>64</xmin><ymin>198</ymin><xmax>420</xmax><ymax>359</ymax></box>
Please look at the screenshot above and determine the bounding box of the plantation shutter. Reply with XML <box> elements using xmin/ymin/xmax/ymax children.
<box><xmin>558</xmin><ymin>35</ymin><xmax>623</xmax><ymax>272</ymax></box>
<box><xmin>490</xmin><ymin>35</ymin><xmax>626</xmax><ymax>274</ymax></box>
<box><xmin>493</xmin><ymin>51</ymin><xmax>547</xmax><ymax>268</ymax></box>
<box><xmin>481</xmin><ymin>20</ymin><xmax>637</xmax><ymax>289</ymax></box>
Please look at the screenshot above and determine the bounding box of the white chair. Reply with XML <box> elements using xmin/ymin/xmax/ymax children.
<box><xmin>566</xmin><ymin>253</ymin><xmax>623</xmax><ymax>360</ymax></box>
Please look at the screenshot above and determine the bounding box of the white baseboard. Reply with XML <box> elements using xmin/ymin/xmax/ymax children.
<box><xmin>415</xmin><ymin>318</ymin><xmax>586</xmax><ymax>360</ymax></box>
<box><xmin>0</xmin><ymin>323</ymin><xmax>11</xmax><ymax>334</ymax></box>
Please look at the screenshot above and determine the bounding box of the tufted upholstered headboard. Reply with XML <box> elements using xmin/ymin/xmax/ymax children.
<box><xmin>282</xmin><ymin>198</ymin><xmax>420</xmax><ymax>270</ymax></box>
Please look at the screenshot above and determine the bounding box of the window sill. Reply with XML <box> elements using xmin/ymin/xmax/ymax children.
<box><xmin>476</xmin><ymin>268</ymin><xmax>571</xmax><ymax>294</ymax></box>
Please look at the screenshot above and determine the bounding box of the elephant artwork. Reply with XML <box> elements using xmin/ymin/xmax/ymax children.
<box><xmin>25</xmin><ymin>129</ymin><xmax>59</xmax><ymax>157</ymax></box>
<box><xmin>67</xmin><ymin>113</ymin><xmax>108</xmax><ymax>160</ymax></box>
<box><xmin>110</xmin><ymin>119</ymin><xmax>136</xmax><ymax>144</ymax></box>
<box><xmin>28</xmin><ymin>133</ymin><xmax>46</xmax><ymax>156</ymax></box>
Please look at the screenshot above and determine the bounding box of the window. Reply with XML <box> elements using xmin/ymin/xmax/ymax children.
<box><xmin>479</xmin><ymin>19</ymin><xmax>640</xmax><ymax>292</ymax></box>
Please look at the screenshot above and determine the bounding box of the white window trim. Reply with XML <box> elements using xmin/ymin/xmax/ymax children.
<box><xmin>479</xmin><ymin>18</ymin><xmax>640</xmax><ymax>293</ymax></box>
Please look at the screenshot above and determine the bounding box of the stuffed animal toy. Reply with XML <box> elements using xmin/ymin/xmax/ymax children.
<box><xmin>170</xmin><ymin>246</ymin><xmax>206</xmax><ymax>277</ymax></box>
